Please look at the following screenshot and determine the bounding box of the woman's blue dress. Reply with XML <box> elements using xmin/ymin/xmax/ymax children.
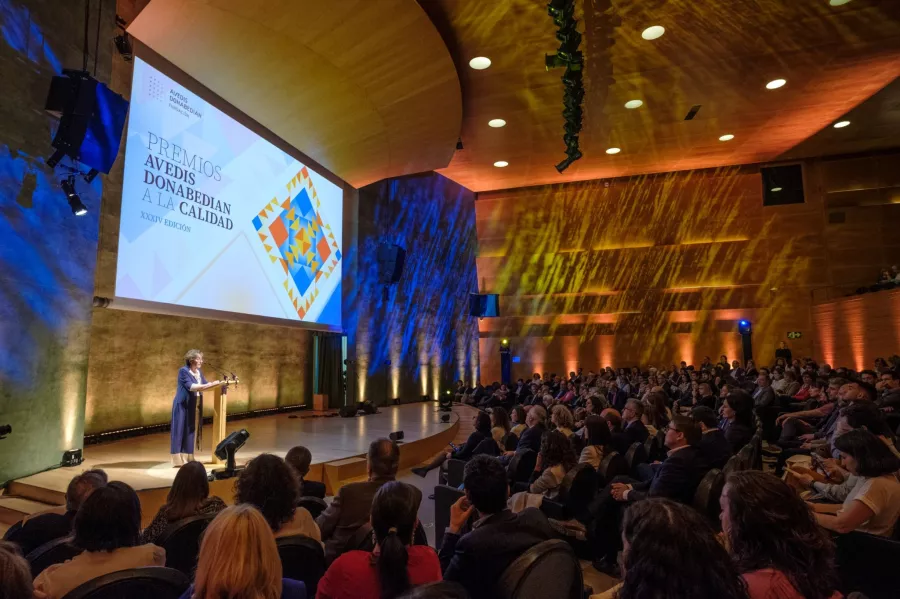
<box><xmin>171</xmin><ymin>366</ymin><xmax>206</xmax><ymax>454</ymax></box>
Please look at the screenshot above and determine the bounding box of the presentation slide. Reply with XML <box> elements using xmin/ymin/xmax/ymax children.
<box><xmin>115</xmin><ymin>57</ymin><xmax>343</xmax><ymax>328</ymax></box>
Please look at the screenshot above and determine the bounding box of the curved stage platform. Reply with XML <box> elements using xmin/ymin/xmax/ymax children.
<box><xmin>4</xmin><ymin>404</ymin><xmax>460</xmax><ymax>527</ymax></box>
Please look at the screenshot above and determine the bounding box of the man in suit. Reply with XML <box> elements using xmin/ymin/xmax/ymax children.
<box><xmin>285</xmin><ymin>445</ymin><xmax>326</xmax><ymax>499</ymax></box>
<box><xmin>752</xmin><ymin>373</ymin><xmax>776</xmax><ymax>408</ymax></box>
<box><xmin>440</xmin><ymin>455</ymin><xmax>557</xmax><ymax>599</ymax></box>
<box><xmin>7</xmin><ymin>470</ymin><xmax>106</xmax><ymax>555</ymax></box>
<box><xmin>611</xmin><ymin>399</ymin><xmax>649</xmax><ymax>453</ymax></box>
<box><xmin>591</xmin><ymin>416</ymin><xmax>709</xmax><ymax>573</ymax></box>
<box><xmin>691</xmin><ymin>406</ymin><xmax>732</xmax><ymax>469</ymax></box>
<box><xmin>316</xmin><ymin>438</ymin><xmax>418</xmax><ymax>563</ymax></box>
<box><xmin>501</xmin><ymin>405</ymin><xmax>546</xmax><ymax>460</ymax></box>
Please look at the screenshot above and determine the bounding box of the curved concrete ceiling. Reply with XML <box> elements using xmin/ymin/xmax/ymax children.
<box><xmin>128</xmin><ymin>0</ymin><xmax>462</xmax><ymax>188</ymax></box>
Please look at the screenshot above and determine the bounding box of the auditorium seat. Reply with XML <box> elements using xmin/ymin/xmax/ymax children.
<box><xmin>3</xmin><ymin>520</ymin><xmax>23</xmax><ymax>540</ymax></box>
<box><xmin>434</xmin><ymin>484</ymin><xmax>465</xmax><ymax>550</ymax></box>
<box><xmin>155</xmin><ymin>513</ymin><xmax>216</xmax><ymax>576</ymax></box>
<box><xmin>624</xmin><ymin>442</ymin><xmax>648</xmax><ymax>476</ymax></box>
<box><xmin>835</xmin><ymin>531</ymin><xmax>900</xmax><ymax>599</ymax></box>
<box><xmin>692</xmin><ymin>469</ymin><xmax>725</xmax><ymax>527</ymax></box>
<box><xmin>297</xmin><ymin>496</ymin><xmax>328</xmax><ymax>519</ymax></box>
<box><xmin>723</xmin><ymin>454</ymin><xmax>740</xmax><ymax>474</ymax></box>
<box><xmin>472</xmin><ymin>438</ymin><xmax>501</xmax><ymax>457</ymax></box>
<box><xmin>27</xmin><ymin>535</ymin><xmax>83</xmax><ymax>578</ymax></box>
<box><xmin>60</xmin><ymin>567</ymin><xmax>189</xmax><ymax>599</ymax></box>
<box><xmin>276</xmin><ymin>534</ymin><xmax>326</xmax><ymax>596</ymax></box>
<box><xmin>496</xmin><ymin>539</ymin><xmax>583</xmax><ymax>599</ymax></box>
<box><xmin>445</xmin><ymin>459</ymin><xmax>467</xmax><ymax>488</ymax></box>
<box><xmin>502</xmin><ymin>433</ymin><xmax>519</xmax><ymax>451</ymax></box>
<box><xmin>507</xmin><ymin>450</ymin><xmax>537</xmax><ymax>485</ymax></box>
<box><xmin>597</xmin><ymin>451</ymin><xmax>628</xmax><ymax>487</ymax></box>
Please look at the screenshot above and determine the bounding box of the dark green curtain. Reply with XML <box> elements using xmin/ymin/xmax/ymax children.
<box><xmin>317</xmin><ymin>334</ymin><xmax>344</xmax><ymax>409</ymax></box>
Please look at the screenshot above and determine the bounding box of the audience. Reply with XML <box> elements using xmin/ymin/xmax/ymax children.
<box><xmin>318</xmin><ymin>438</ymin><xmax>415</xmax><ymax>564</ymax></box>
<box><xmin>184</xmin><ymin>504</ymin><xmax>305</xmax><ymax>599</ymax></box>
<box><xmin>413</xmin><ymin>412</ymin><xmax>491</xmax><ymax>477</ymax></box>
<box><xmin>318</xmin><ymin>481</ymin><xmax>440</xmax><ymax>599</ymax></box>
<box><xmin>529</xmin><ymin>430</ymin><xmax>577</xmax><ymax>500</ymax></box>
<box><xmin>286</xmin><ymin>445</ymin><xmax>327</xmax><ymax>499</ymax></box>
<box><xmin>7</xmin><ymin>469</ymin><xmax>106</xmax><ymax>555</ymax></box>
<box><xmin>550</xmin><ymin>404</ymin><xmax>575</xmax><ymax>438</ymax></box>
<box><xmin>721</xmin><ymin>471</ymin><xmax>840</xmax><ymax>599</ymax></box>
<box><xmin>610</xmin><ymin>399</ymin><xmax>648</xmax><ymax>454</ymax></box>
<box><xmin>440</xmin><ymin>455</ymin><xmax>556</xmax><ymax>599</ymax></box>
<box><xmin>502</xmin><ymin>405</ymin><xmax>546</xmax><ymax>459</ymax></box>
<box><xmin>596</xmin><ymin>498</ymin><xmax>749</xmax><ymax>598</ymax></box>
<box><xmin>0</xmin><ymin>541</ymin><xmax>32</xmax><ymax>599</ymax></box>
<box><xmin>489</xmin><ymin>407</ymin><xmax>511</xmax><ymax>450</ymax></box>
<box><xmin>509</xmin><ymin>406</ymin><xmax>527</xmax><ymax>437</ymax></box>
<box><xmin>720</xmin><ymin>390</ymin><xmax>755</xmax><ymax>454</ymax></box>
<box><xmin>579</xmin><ymin>415</ymin><xmax>612</xmax><ymax>469</ymax></box>
<box><xmin>33</xmin><ymin>481</ymin><xmax>165</xmax><ymax>599</ymax></box>
<box><xmin>141</xmin><ymin>461</ymin><xmax>226</xmax><ymax>544</ymax></box>
<box><xmin>235</xmin><ymin>453</ymin><xmax>321</xmax><ymax>541</ymax></box>
<box><xmin>692</xmin><ymin>406</ymin><xmax>732</xmax><ymax>469</ymax></box>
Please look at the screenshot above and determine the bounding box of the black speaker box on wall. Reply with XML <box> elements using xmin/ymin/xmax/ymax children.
<box><xmin>377</xmin><ymin>244</ymin><xmax>406</xmax><ymax>284</ymax></box>
<box><xmin>761</xmin><ymin>164</ymin><xmax>804</xmax><ymax>207</ymax></box>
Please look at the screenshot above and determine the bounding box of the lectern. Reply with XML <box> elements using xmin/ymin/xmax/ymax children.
<box><xmin>211</xmin><ymin>384</ymin><xmax>229</xmax><ymax>464</ymax></box>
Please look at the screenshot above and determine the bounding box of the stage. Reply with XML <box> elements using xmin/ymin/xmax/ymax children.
<box><xmin>2</xmin><ymin>403</ymin><xmax>463</xmax><ymax>527</ymax></box>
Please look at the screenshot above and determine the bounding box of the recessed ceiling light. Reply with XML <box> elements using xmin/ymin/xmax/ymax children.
<box><xmin>829</xmin><ymin>0</ymin><xmax>852</xmax><ymax>6</ymax></box>
<box><xmin>766</xmin><ymin>78</ymin><xmax>787</xmax><ymax>90</ymax></box>
<box><xmin>624</xmin><ymin>99</ymin><xmax>644</xmax><ymax>109</ymax></box>
<box><xmin>469</xmin><ymin>57</ymin><xmax>491</xmax><ymax>70</ymax></box>
<box><xmin>719</xmin><ymin>134</ymin><xmax>735</xmax><ymax>141</ymax></box>
<box><xmin>606</xmin><ymin>147</ymin><xmax>621</xmax><ymax>155</ymax></box>
<box><xmin>488</xmin><ymin>118</ymin><xmax>506</xmax><ymax>128</ymax></box>
<box><xmin>833</xmin><ymin>120</ymin><xmax>851</xmax><ymax>128</ymax></box>
<box><xmin>493</xmin><ymin>160</ymin><xmax>508</xmax><ymax>168</ymax></box>
<box><xmin>771</xmin><ymin>187</ymin><xmax>783</xmax><ymax>192</ymax></box>
<box><xmin>641</xmin><ymin>26</ymin><xmax>665</xmax><ymax>40</ymax></box>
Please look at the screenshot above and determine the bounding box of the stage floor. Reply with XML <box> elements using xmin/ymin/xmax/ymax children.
<box><xmin>12</xmin><ymin>403</ymin><xmax>458</xmax><ymax>495</ymax></box>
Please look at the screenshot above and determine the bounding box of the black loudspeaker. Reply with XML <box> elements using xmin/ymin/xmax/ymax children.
<box><xmin>358</xmin><ymin>401</ymin><xmax>378</xmax><ymax>415</ymax></box>
<box><xmin>469</xmin><ymin>294</ymin><xmax>500</xmax><ymax>318</ymax></box>
<box><xmin>339</xmin><ymin>406</ymin><xmax>357</xmax><ymax>418</ymax></box>
<box><xmin>377</xmin><ymin>244</ymin><xmax>406</xmax><ymax>284</ymax></box>
<box><xmin>45</xmin><ymin>70</ymin><xmax>129</xmax><ymax>174</ymax></box>
<box><xmin>761</xmin><ymin>164</ymin><xmax>804</xmax><ymax>206</ymax></box>
<box><xmin>389</xmin><ymin>431</ymin><xmax>404</xmax><ymax>442</ymax></box>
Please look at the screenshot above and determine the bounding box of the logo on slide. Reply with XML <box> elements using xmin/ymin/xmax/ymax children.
<box><xmin>252</xmin><ymin>167</ymin><xmax>341</xmax><ymax>319</ymax></box>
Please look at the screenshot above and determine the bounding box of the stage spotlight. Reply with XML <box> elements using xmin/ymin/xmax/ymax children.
<box><xmin>212</xmin><ymin>428</ymin><xmax>250</xmax><ymax>480</ymax></box>
<box><xmin>738</xmin><ymin>320</ymin><xmax>752</xmax><ymax>335</ymax></box>
<box><xmin>60</xmin><ymin>175</ymin><xmax>87</xmax><ymax>216</ymax></box>
<box><xmin>62</xmin><ymin>448</ymin><xmax>83</xmax><ymax>467</ymax></box>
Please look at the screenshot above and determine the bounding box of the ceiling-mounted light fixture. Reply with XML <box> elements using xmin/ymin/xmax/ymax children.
<box><xmin>468</xmin><ymin>57</ymin><xmax>491</xmax><ymax>70</ymax></box>
<box><xmin>641</xmin><ymin>26</ymin><xmax>665</xmax><ymax>40</ymax></box>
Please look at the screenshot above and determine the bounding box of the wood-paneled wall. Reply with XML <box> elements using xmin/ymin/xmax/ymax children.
<box><xmin>476</xmin><ymin>152</ymin><xmax>900</xmax><ymax>381</ymax></box>
<box><xmin>813</xmin><ymin>288</ymin><xmax>900</xmax><ymax>371</ymax></box>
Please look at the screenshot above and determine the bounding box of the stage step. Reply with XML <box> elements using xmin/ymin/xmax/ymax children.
<box><xmin>7</xmin><ymin>480</ymin><xmax>66</xmax><ymax>507</ymax></box>
<box><xmin>0</xmin><ymin>496</ymin><xmax>58</xmax><ymax>526</ymax></box>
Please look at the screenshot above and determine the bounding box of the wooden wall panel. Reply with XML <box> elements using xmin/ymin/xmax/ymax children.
<box><xmin>813</xmin><ymin>288</ymin><xmax>900</xmax><ymax>371</ymax></box>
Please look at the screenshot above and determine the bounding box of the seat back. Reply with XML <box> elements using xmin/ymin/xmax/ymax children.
<box><xmin>434</xmin><ymin>484</ymin><xmax>466</xmax><ymax>550</ymax></box>
<box><xmin>564</xmin><ymin>464</ymin><xmax>599</xmax><ymax>520</ymax></box>
<box><xmin>446</xmin><ymin>458</ymin><xmax>468</xmax><ymax>488</ymax></box>
<box><xmin>496</xmin><ymin>539</ymin><xmax>583</xmax><ymax>599</ymax></box>
<box><xmin>473</xmin><ymin>437</ymin><xmax>501</xmax><ymax>457</ymax></box>
<box><xmin>624</xmin><ymin>442</ymin><xmax>648</xmax><ymax>475</ymax></box>
<box><xmin>508</xmin><ymin>450</ymin><xmax>537</xmax><ymax>484</ymax></box>
<box><xmin>297</xmin><ymin>496</ymin><xmax>328</xmax><ymax>519</ymax></box>
<box><xmin>597</xmin><ymin>452</ymin><xmax>628</xmax><ymax>486</ymax></box>
<box><xmin>691</xmin><ymin>468</ymin><xmax>725</xmax><ymax>526</ymax></box>
<box><xmin>503</xmin><ymin>433</ymin><xmax>519</xmax><ymax>451</ymax></box>
<box><xmin>835</xmin><ymin>530</ymin><xmax>900</xmax><ymax>598</ymax></box>
<box><xmin>27</xmin><ymin>536</ymin><xmax>83</xmax><ymax>578</ymax></box>
<box><xmin>346</xmin><ymin>522</ymin><xmax>375</xmax><ymax>552</ymax></box>
<box><xmin>737</xmin><ymin>445</ymin><xmax>753</xmax><ymax>470</ymax></box>
<box><xmin>61</xmin><ymin>567</ymin><xmax>189</xmax><ymax>599</ymax></box>
<box><xmin>723</xmin><ymin>454</ymin><xmax>740</xmax><ymax>474</ymax></box>
<box><xmin>276</xmin><ymin>534</ymin><xmax>326</xmax><ymax>596</ymax></box>
<box><xmin>156</xmin><ymin>513</ymin><xmax>217</xmax><ymax>576</ymax></box>
<box><xmin>643</xmin><ymin>435</ymin><xmax>659</xmax><ymax>463</ymax></box>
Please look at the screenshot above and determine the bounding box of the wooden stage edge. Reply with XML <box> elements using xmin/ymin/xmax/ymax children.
<box><xmin>3</xmin><ymin>404</ymin><xmax>470</xmax><ymax>527</ymax></box>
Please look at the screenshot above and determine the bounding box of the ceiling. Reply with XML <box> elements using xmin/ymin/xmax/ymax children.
<box><xmin>420</xmin><ymin>0</ymin><xmax>900</xmax><ymax>192</ymax></box>
<box><xmin>129</xmin><ymin>0</ymin><xmax>461</xmax><ymax>189</ymax></box>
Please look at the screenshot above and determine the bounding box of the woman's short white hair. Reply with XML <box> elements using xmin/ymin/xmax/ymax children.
<box><xmin>184</xmin><ymin>349</ymin><xmax>203</xmax><ymax>367</ymax></box>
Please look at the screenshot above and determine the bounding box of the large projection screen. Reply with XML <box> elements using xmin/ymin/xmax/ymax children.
<box><xmin>114</xmin><ymin>57</ymin><xmax>343</xmax><ymax>330</ymax></box>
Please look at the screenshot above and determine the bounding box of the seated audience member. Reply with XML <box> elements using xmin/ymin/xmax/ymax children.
<box><xmin>810</xmin><ymin>429</ymin><xmax>900</xmax><ymax>536</ymax></box>
<box><xmin>317</xmin><ymin>482</ymin><xmax>440</xmax><ymax>599</ymax></box>
<box><xmin>595</xmin><ymin>498</ymin><xmax>749</xmax><ymax>598</ymax></box>
<box><xmin>318</xmin><ymin>439</ymin><xmax>417</xmax><ymax>564</ymax></box>
<box><xmin>286</xmin><ymin>445</ymin><xmax>327</xmax><ymax>499</ymax></box>
<box><xmin>440</xmin><ymin>456</ymin><xmax>556</xmax><ymax>599</ymax></box>
<box><xmin>183</xmin><ymin>504</ymin><xmax>305</xmax><ymax>599</ymax></box>
<box><xmin>501</xmin><ymin>405</ymin><xmax>547</xmax><ymax>460</ymax></box>
<box><xmin>692</xmin><ymin>406</ymin><xmax>732</xmax><ymax>469</ymax></box>
<box><xmin>413</xmin><ymin>412</ymin><xmax>491</xmax><ymax>477</ymax></box>
<box><xmin>490</xmin><ymin>407</ymin><xmax>511</xmax><ymax>451</ymax></box>
<box><xmin>6</xmin><ymin>470</ymin><xmax>105</xmax><ymax>555</ymax></box>
<box><xmin>550</xmin><ymin>404</ymin><xmax>575</xmax><ymax>438</ymax></box>
<box><xmin>141</xmin><ymin>461</ymin><xmax>225</xmax><ymax>544</ymax></box>
<box><xmin>721</xmin><ymin>471</ymin><xmax>840</xmax><ymax>599</ymax></box>
<box><xmin>641</xmin><ymin>391</ymin><xmax>671</xmax><ymax>435</ymax></box>
<box><xmin>0</xmin><ymin>541</ymin><xmax>32</xmax><ymax>599</ymax></box>
<box><xmin>792</xmin><ymin>373</ymin><xmax>814</xmax><ymax>402</ymax></box>
<box><xmin>558</xmin><ymin>382</ymin><xmax>576</xmax><ymax>405</ymax></box>
<box><xmin>530</xmin><ymin>430</ymin><xmax>577</xmax><ymax>500</ymax></box>
<box><xmin>878</xmin><ymin>370</ymin><xmax>900</xmax><ymax>409</ymax></box>
<box><xmin>752</xmin><ymin>374</ymin><xmax>776</xmax><ymax>408</ymax></box>
<box><xmin>579</xmin><ymin>415</ymin><xmax>612</xmax><ymax>469</ymax></box>
<box><xmin>776</xmin><ymin>370</ymin><xmax>801</xmax><ymax>398</ymax></box>
<box><xmin>236</xmin><ymin>453</ymin><xmax>320</xmax><ymax>541</ymax></box>
<box><xmin>33</xmin><ymin>482</ymin><xmax>165</xmax><ymax>599</ymax></box>
<box><xmin>720</xmin><ymin>390</ymin><xmax>755</xmax><ymax>454</ymax></box>
<box><xmin>509</xmin><ymin>405</ymin><xmax>527</xmax><ymax>437</ymax></box>
<box><xmin>776</xmin><ymin>380</ymin><xmax>841</xmax><ymax>447</ymax></box>
<box><xmin>601</xmin><ymin>408</ymin><xmax>623</xmax><ymax>435</ymax></box>
<box><xmin>590</xmin><ymin>416</ymin><xmax>709</xmax><ymax>571</ymax></box>
<box><xmin>611</xmin><ymin>399</ymin><xmax>648</xmax><ymax>454</ymax></box>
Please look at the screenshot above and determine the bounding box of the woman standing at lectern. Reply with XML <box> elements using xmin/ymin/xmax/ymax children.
<box><xmin>171</xmin><ymin>349</ymin><xmax>221</xmax><ymax>467</ymax></box>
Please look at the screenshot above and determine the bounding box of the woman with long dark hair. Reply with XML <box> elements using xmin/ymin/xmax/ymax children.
<box><xmin>142</xmin><ymin>461</ymin><xmax>226</xmax><ymax>543</ymax></box>
<box><xmin>412</xmin><ymin>412</ymin><xmax>492</xmax><ymax>477</ymax></box>
<box><xmin>510</xmin><ymin>405</ymin><xmax>527</xmax><ymax>437</ymax></box>
<box><xmin>530</xmin><ymin>430</ymin><xmax>577</xmax><ymax>500</ymax></box>
<box><xmin>722</xmin><ymin>471</ymin><xmax>840</xmax><ymax>599</ymax></box>
<box><xmin>720</xmin><ymin>390</ymin><xmax>755</xmax><ymax>454</ymax></box>
<box><xmin>579</xmin><ymin>415</ymin><xmax>611</xmax><ymax>469</ymax></box>
<box><xmin>608</xmin><ymin>498</ymin><xmax>749</xmax><ymax>599</ymax></box>
<box><xmin>641</xmin><ymin>391</ymin><xmax>671</xmax><ymax>434</ymax></box>
<box><xmin>317</xmin><ymin>482</ymin><xmax>440</xmax><ymax>599</ymax></box>
<box><xmin>490</xmin><ymin>407</ymin><xmax>511</xmax><ymax>450</ymax></box>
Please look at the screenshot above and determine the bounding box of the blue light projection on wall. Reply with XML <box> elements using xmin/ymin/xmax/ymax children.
<box><xmin>348</xmin><ymin>172</ymin><xmax>480</xmax><ymax>403</ymax></box>
<box><xmin>0</xmin><ymin>0</ymin><xmax>62</xmax><ymax>73</ymax></box>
